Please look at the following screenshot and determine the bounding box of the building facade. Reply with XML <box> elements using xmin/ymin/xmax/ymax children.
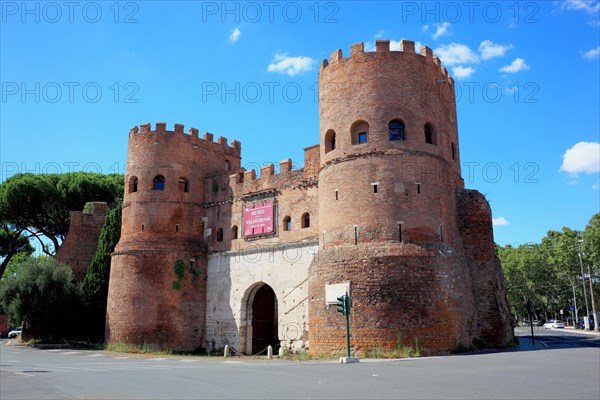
<box><xmin>105</xmin><ymin>40</ymin><xmax>513</xmax><ymax>355</ymax></box>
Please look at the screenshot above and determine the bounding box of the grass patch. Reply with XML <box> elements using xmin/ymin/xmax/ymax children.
<box><xmin>359</xmin><ymin>336</ymin><xmax>421</xmax><ymax>359</ymax></box>
<box><xmin>103</xmin><ymin>341</ymin><xmax>173</xmax><ymax>355</ymax></box>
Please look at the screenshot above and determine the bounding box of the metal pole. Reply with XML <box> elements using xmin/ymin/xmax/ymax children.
<box><xmin>345</xmin><ymin>293</ymin><xmax>351</xmax><ymax>358</ymax></box>
<box><xmin>573</xmin><ymin>285</ymin><xmax>579</xmax><ymax>328</ymax></box>
<box><xmin>577</xmin><ymin>240</ymin><xmax>590</xmax><ymax>322</ymax></box>
<box><xmin>586</xmin><ymin>261</ymin><xmax>599</xmax><ymax>331</ymax></box>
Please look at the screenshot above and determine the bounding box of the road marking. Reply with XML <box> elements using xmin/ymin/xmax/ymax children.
<box><xmin>14</xmin><ymin>371</ymin><xmax>35</xmax><ymax>377</ymax></box>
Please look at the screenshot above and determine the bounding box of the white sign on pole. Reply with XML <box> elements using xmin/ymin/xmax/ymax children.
<box><xmin>325</xmin><ymin>282</ymin><xmax>351</xmax><ymax>305</ymax></box>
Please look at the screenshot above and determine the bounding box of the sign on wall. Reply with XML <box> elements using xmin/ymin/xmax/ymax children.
<box><xmin>243</xmin><ymin>201</ymin><xmax>274</xmax><ymax>237</ymax></box>
<box><xmin>325</xmin><ymin>282</ymin><xmax>351</xmax><ymax>305</ymax></box>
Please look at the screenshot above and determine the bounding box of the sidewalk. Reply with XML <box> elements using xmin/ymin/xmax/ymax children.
<box><xmin>564</xmin><ymin>326</ymin><xmax>600</xmax><ymax>336</ymax></box>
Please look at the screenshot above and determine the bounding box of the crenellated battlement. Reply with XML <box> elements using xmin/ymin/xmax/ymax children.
<box><xmin>320</xmin><ymin>39</ymin><xmax>454</xmax><ymax>85</ymax></box>
<box><xmin>129</xmin><ymin>122</ymin><xmax>242</xmax><ymax>154</ymax></box>
<box><xmin>228</xmin><ymin>158</ymin><xmax>299</xmax><ymax>187</ymax></box>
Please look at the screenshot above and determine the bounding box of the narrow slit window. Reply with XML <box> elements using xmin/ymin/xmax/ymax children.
<box><xmin>399</xmin><ymin>224</ymin><xmax>403</xmax><ymax>242</ymax></box>
<box><xmin>216</xmin><ymin>227</ymin><xmax>224</xmax><ymax>242</ymax></box>
<box><xmin>335</xmin><ymin>190</ymin><xmax>339</xmax><ymax>200</ymax></box>
<box><xmin>372</xmin><ymin>183</ymin><xmax>378</xmax><ymax>193</ymax></box>
<box><xmin>175</xmin><ymin>224</ymin><xmax>179</xmax><ymax>232</ymax></box>
<box><xmin>354</xmin><ymin>226</ymin><xmax>358</xmax><ymax>245</ymax></box>
<box><xmin>231</xmin><ymin>225</ymin><xmax>238</xmax><ymax>240</ymax></box>
<box><xmin>141</xmin><ymin>224</ymin><xmax>145</xmax><ymax>231</ymax></box>
<box><xmin>416</xmin><ymin>183</ymin><xmax>421</xmax><ymax>194</ymax></box>
<box><xmin>451</xmin><ymin>142</ymin><xmax>456</xmax><ymax>161</ymax></box>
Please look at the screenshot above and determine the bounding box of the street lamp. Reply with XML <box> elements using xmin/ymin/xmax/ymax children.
<box><xmin>577</xmin><ymin>239</ymin><xmax>591</xmax><ymax>329</ymax></box>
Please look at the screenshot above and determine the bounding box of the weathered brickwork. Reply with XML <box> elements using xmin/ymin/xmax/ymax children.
<box><xmin>56</xmin><ymin>202</ymin><xmax>108</xmax><ymax>280</ymax></box>
<box><xmin>100</xmin><ymin>39</ymin><xmax>513</xmax><ymax>354</ymax></box>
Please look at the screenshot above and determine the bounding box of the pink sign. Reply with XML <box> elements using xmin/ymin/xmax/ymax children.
<box><xmin>243</xmin><ymin>201</ymin><xmax>274</xmax><ymax>237</ymax></box>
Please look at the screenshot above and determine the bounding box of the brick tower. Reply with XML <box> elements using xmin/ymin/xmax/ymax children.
<box><xmin>308</xmin><ymin>40</ymin><xmax>512</xmax><ymax>355</ymax></box>
<box><xmin>106</xmin><ymin>123</ymin><xmax>241</xmax><ymax>351</ymax></box>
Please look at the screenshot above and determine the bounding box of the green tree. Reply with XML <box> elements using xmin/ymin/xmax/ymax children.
<box><xmin>0</xmin><ymin>172</ymin><xmax>123</xmax><ymax>254</ymax></box>
<box><xmin>81</xmin><ymin>204</ymin><xmax>122</xmax><ymax>340</ymax></box>
<box><xmin>0</xmin><ymin>224</ymin><xmax>34</xmax><ymax>279</ymax></box>
<box><xmin>0</xmin><ymin>257</ymin><xmax>81</xmax><ymax>340</ymax></box>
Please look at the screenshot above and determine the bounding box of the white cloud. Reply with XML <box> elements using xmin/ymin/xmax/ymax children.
<box><xmin>499</xmin><ymin>57</ymin><xmax>530</xmax><ymax>73</ymax></box>
<box><xmin>267</xmin><ymin>53</ymin><xmax>315</xmax><ymax>76</ymax></box>
<box><xmin>433</xmin><ymin>43</ymin><xmax>479</xmax><ymax>66</ymax></box>
<box><xmin>364</xmin><ymin>41</ymin><xmax>375</xmax><ymax>52</ymax></box>
<box><xmin>582</xmin><ymin>46</ymin><xmax>600</xmax><ymax>60</ymax></box>
<box><xmin>493</xmin><ymin>217</ymin><xmax>510</xmax><ymax>226</ymax></box>
<box><xmin>479</xmin><ymin>40</ymin><xmax>513</xmax><ymax>60</ymax></box>
<box><xmin>561</xmin><ymin>0</ymin><xmax>600</xmax><ymax>14</ymax></box>
<box><xmin>432</xmin><ymin>22</ymin><xmax>451</xmax><ymax>40</ymax></box>
<box><xmin>421</xmin><ymin>24</ymin><xmax>429</xmax><ymax>33</ymax></box>
<box><xmin>375</xmin><ymin>30</ymin><xmax>385</xmax><ymax>39</ymax></box>
<box><xmin>560</xmin><ymin>141</ymin><xmax>600</xmax><ymax>174</ymax></box>
<box><xmin>452</xmin><ymin>66</ymin><xmax>476</xmax><ymax>79</ymax></box>
<box><xmin>592</xmin><ymin>181</ymin><xmax>600</xmax><ymax>190</ymax></box>
<box><xmin>228</xmin><ymin>27</ymin><xmax>241</xmax><ymax>44</ymax></box>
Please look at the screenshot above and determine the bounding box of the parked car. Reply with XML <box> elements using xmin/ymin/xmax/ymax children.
<box><xmin>8</xmin><ymin>327</ymin><xmax>22</xmax><ymax>338</ymax></box>
<box><xmin>543</xmin><ymin>320</ymin><xmax>565</xmax><ymax>329</ymax></box>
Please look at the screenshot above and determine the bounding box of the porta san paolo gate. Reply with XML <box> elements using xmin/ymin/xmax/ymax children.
<box><xmin>104</xmin><ymin>39</ymin><xmax>514</xmax><ymax>355</ymax></box>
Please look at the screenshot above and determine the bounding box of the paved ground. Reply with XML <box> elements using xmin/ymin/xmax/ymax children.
<box><xmin>1</xmin><ymin>329</ymin><xmax>599</xmax><ymax>400</ymax></box>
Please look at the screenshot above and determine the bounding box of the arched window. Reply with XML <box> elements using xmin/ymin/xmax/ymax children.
<box><xmin>324</xmin><ymin>129</ymin><xmax>336</xmax><ymax>153</ymax></box>
<box><xmin>451</xmin><ymin>142</ymin><xmax>456</xmax><ymax>161</ymax></box>
<box><xmin>216</xmin><ymin>227</ymin><xmax>224</xmax><ymax>242</ymax></box>
<box><xmin>424</xmin><ymin>123</ymin><xmax>436</xmax><ymax>145</ymax></box>
<box><xmin>283</xmin><ymin>216</ymin><xmax>291</xmax><ymax>231</ymax></box>
<box><xmin>129</xmin><ymin>176</ymin><xmax>138</xmax><ymax>193</ymax></box>
<box><xmin>388</xmin><ymin>119</ymin><xmax>405</xmax><ymax>141</ymax></box>
<box><xmin>351</xmin><ymin>121</ymin><xmax>369</xmax><ymax>145</ymax></box>
<box><xmin>178</xmin><ymin>177</ymin><xmax>189</xmax><ymax>193</ymax></box>
<box><xmin>153</xmin><ymin>175</ymin><xmax>165</xmax><ymax>190</ymax></box>
<box><xmin>225</xmin><ymin>160</ymin><xmax>231</xmax><ymax>171</ymax></box>
<box><xmin>301</xmin><ymin>212</ymin><xmax>310</xmax><ymax>228</ymax></box>
<box><xmin>231</xmin><ymin>225</ymin><xmax>238</xmax><ymax>240</ymax></box>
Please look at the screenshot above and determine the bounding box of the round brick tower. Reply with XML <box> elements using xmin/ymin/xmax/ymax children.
<box><xmin>106</xmin><ymin>122</ymin><xmax>241</xmax><ymax>351</ymax></box>
<box><xmin>308</xmin><ymin>40</ymin><xmax>492</xmax><ymax>355</ymax></box>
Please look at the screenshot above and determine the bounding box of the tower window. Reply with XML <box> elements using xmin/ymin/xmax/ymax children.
<box><xmin>372</xmin><ymin>182</ymin><xmax>379</xmax><ymax>193</ymax></box>
<box><xmin>351</xmin><ymin>120</ymin><xmax>369</xmax><ymax>145</ymax></box>
<box><xmin>416</xmin><ymin>183</ymin><xmax>421</xmax><ymax>194</ymax></box>
<box><xmin>325</xmin><ymin>129</ymin><xmax>336</xmax><ymax>153</ymax></box>
<box><xmin>388</xmin><ymin>119</ymin><xmax>405</xmax><ymax>141</ymax></box>
<box><xmin>216</xmin><ymin>227</ymin><xmax>224</xmax><ymax>242</ymax></box>
<box><xmin>335</xmin><ymin>190</ymin><xmax>339</xmax><ymax>200</ymax></box>
<box><xmin>178</xmin><ymin>177</ymin><xmax>189</xmax><ymax>193</ymax></box>
<box><xmin>301</xmin><ymin>213</ymin><xmax>310</xmax><ymax>229</ymax></box>
<box><xmin>231</xmin><ymin>225</ymin><xmax>238</xmax><ymax>240</ymax></box>
<box><xmin>451</xmin><ymin>142</ymin><xmax>456</xmax><ymax>161</ymax></box>
<box><xmin>424</xmin><ymin>123</ymin><xmax>436</xmax><ymax>145</ymax></box>
<box><xmin>283</xmin><ymin>216</ymin><xmax>291</xmax><ymax>231</ymax></box>
<box><xmin>129</xmin><ymin>176</ymin><xmax>138</xmax><ymax>193</ymax></box>
<box><xmin>153</xmin><ymin>175</ymin><xmax>165</xmax><ymax>190</ymax></box>
<box><xmin>175</xmin><ymin>224</ymin><xmax>179</xmax><ymax>232</ymax></box>
<box><xmin>398</xmin><ymin>223</ymin><xmax>403</xmax><ymax>242</ymax></box>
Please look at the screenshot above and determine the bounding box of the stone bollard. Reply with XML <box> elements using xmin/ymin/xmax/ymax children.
<box><xmin>278</xmin><ymin>347</ymin><xmax>285</xmax><ymax>358</ymax></box>
<box><xmin>267</xmin><ymin>345</ymin><xmax>273</xmax><ymax>359</ymax></box>
<box><xmin>224</xmin><ymin>345</ymin><xmax>229</xmax><ymax>357</ymax></box>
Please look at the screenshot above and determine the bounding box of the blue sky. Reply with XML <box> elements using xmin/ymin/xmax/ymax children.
<box><xmin>1</xmin><ymin>0</ymin><xmax>599</xmax><ymax>247</ymax></box>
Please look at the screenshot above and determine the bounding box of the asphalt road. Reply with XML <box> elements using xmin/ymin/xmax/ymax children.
<box><xmin>1</xmin><ymin>329</ymin><xmax>599</xmax><ymax>400</ymax></box>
